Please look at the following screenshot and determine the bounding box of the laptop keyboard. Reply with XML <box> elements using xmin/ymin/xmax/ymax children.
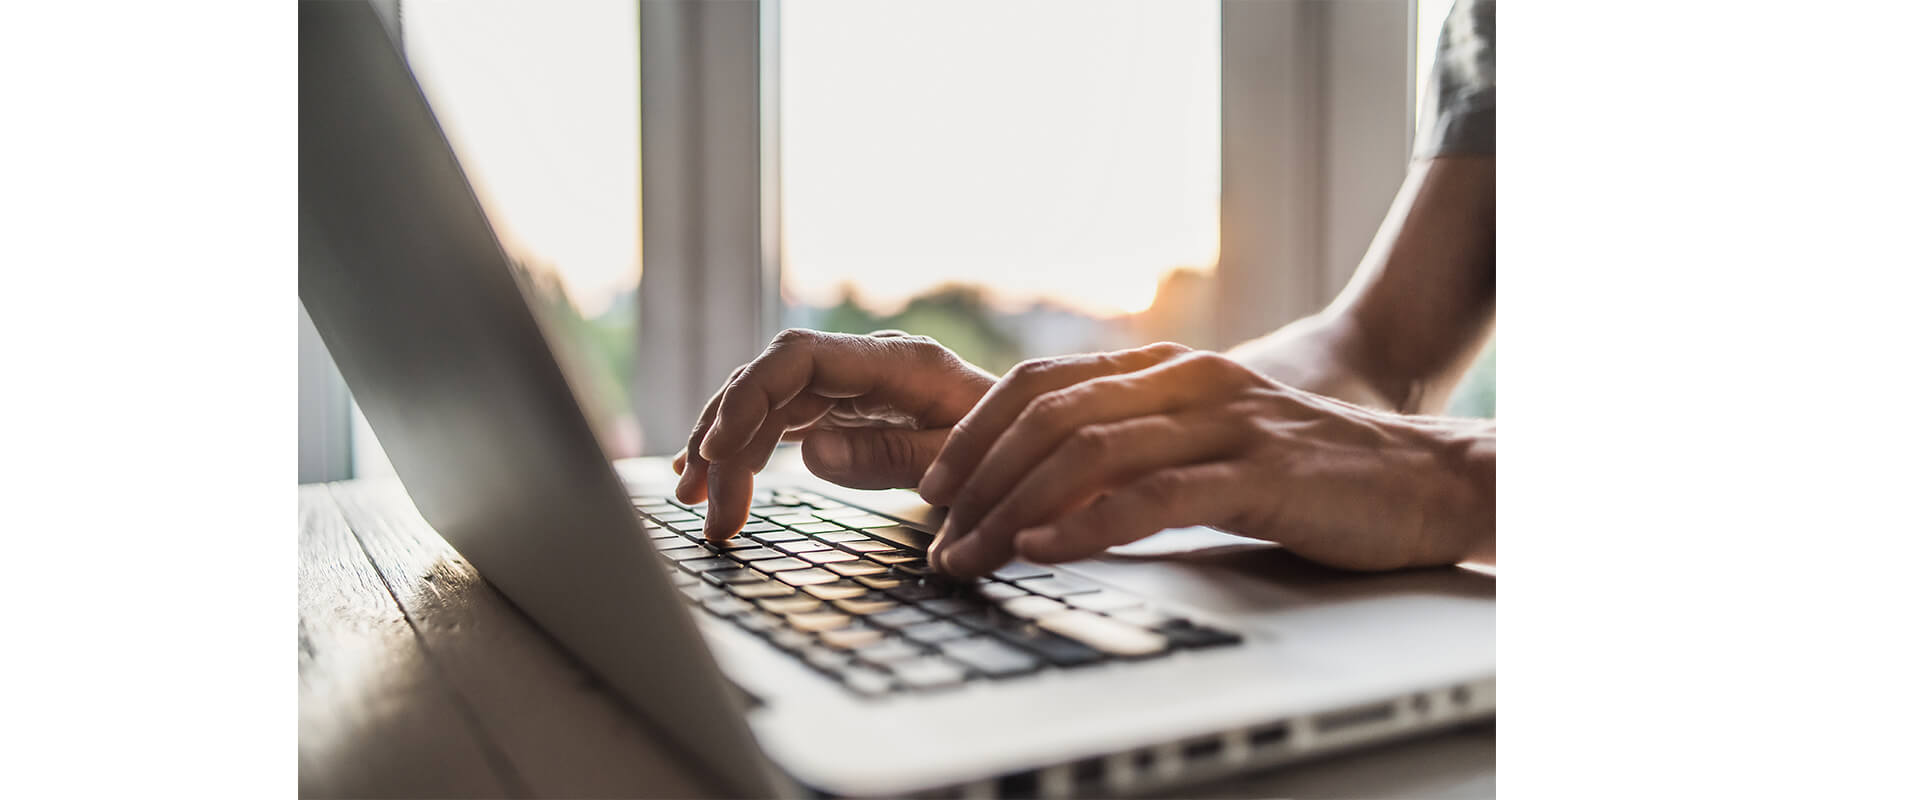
<box><xmin>634</xmin><ymin>487</ymin><xmax>1241</xmax><ymax>697</ymax></box>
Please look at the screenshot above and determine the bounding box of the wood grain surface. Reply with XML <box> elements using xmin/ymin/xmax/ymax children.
<box><xmin>298</xmin><ymin>484</ymin><xmax>509</xmax><ymax>798</ymax></box>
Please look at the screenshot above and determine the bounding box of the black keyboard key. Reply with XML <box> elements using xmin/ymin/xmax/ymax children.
<box><xmin>769</xmin><ymin>629</ymin><xmax>813</xmax><ymax>651</ymax></box>
<box><xmin>994</xmin><ymin>628</ymin><xmax>1104</xmax><ymax>667</ymax></box>
<box><xmin>680</xmin><ymin>557</ymin><xmax>735</xmax><ymax>573</ymax></box>
<box><xmin>993</xmin><ymin>562</ymin><xmax>1052</xmax><ymax>581</ymax></box>
<box><xmin>891</xmin><ymin>562</ymin><xmax>932</xmax><ymax>577</ymax></box>
<box><xmin>730</xmin><ymin>580</ymin><xmax>795</xmax><ymax>599</ymax></box>
<box><xmin>840</xmin><ymin>665</ymin><xmax>894</xmax><ymax>696</ymax></box>
<box><xmin>757</xmin><ymin>595</ymin><xmax>822</xmax><ymax>615</ymax></box>
<box><xmin>855</xmin><ymin>637</ymin><xmax>926</xmax><ymax>665</ymax></box>
<box><xmin>868</xmin><ymin>606</ymin><xmax>933</xmax><ymax>630</ymax></box>
<box><xmin>704</xmin><ymin>568</ymin><xmax>767</xmax><ymax>585</ymax></box>
<box><xmin>799</xmin><ymin>549</ymin><xmax>858</xmax><ymax>564</ymax></box>
<box><xmin>978</xmin><ymin>581</ymin><xmax>1028</xmax><ymax>600</ymax></box>
<box><xmin>866</xmin><ymin>550</ymin><xmax>917</xmax><ymax>564</ymax></box>
<box><xmin>883</xmin><ymin>581</ymin><xmax>945</xmax><ymax>602</ymax></box>
<box><xmin>863</xmin><ymin>526</ymin><xmax>934</xmax><ymax>551</ymax></box>
<box><xmin>1157</xmin><ymin>620</ymin><xmax>1243</xmax><ymax>649</ymax></box>
<box><xmin>825</xmin><ymin>560</ymin><xmax>888</xmax><ymax>577</ymax></box>
<box><xmin>940</xmin><ymin>636</ymin><xmax>1042</xmax><ymax>678</ymax></box>
<box><xmin>793</xmin><ymin>521</ymin><xmax>847</xmax><ymax>534</ymax></box>
<box><xmin>679</xmin><ymin>582</ymin><xmax>726</xmax><ymax>602</ymax></box>
<box><xmin>902</xmin><ymin>620</ymin><xmax>972</xmax><ymax>644</ymax></box>
<box><xmin>854</xmin><ymin>575</ymin><xmax>902</xmax><ymax>590</ymax></box>
<box><xmin>753</xmin><ymin>557</ymin><xmax>812</xmax><ymax>573</ymax></box>
<box><xmin>1019</xmin><ymin>576</ymin><xmax>1101</xmax><ymax>598</ymax></box>
<box><xmin>734</xmin><ymin>610</ymin><xmax>784</xmax><ymax>634</ymax></box>
<box><xmin>701</xmin><ymin>595</ymin><xmax>752</xmax><ymax>617</ymax></box>
<box><xmin>920</xmin><ymin>596</ymin><xmax>993</xmax><ymax>616</ymax></box>
<box><xmin>730</xmin><ymin>547</ymin><xmax>784</xmax><ymax>561</ymax></box>
<box><xmin>816</xmin><ymin>530</ymin><xmax>868</xmax><ymax>543</ymax></box>
<box><xmin>787</xmin><ymin>610</ymin><xmax>853</xmax><ymax>632</ymax></box>
<box><xmin>800</xmin><ymin>645</ymin><xmax>853</xmax><ymax>672</ymax></box>
<box><xmin>1036</xmin><ymin>610</ymin><xmax>1168</xmax><ymax>657</ymax></box>
<box><xmin>776</xmin><ymin>540</ymin><xmax>832</xmax><ymax>555</ymax></box>
<box><xmin>888</xmin><ymin>656</ymin><xmax>967</xmax><ymax>690</ymax></box>
<box><xmin>715</xmin><ymin>538</ymin><xmax>760</xmax><ymax>550</ymax></box>
<box><xmin>664</xmin><ymin>547</ymin><xmax>713</xmax><ymax>562</ymax></box>
<box><xmin>831</xmin><ymin>595</ymin><xmax>898</xmax><ymax>615</ymax></box>
<box><xmin>801</xmin><ymin>581</ymin><xmax>870</xmax><ymax>601</ymax></box>
<box><xmin>775</xmin><ymin>568</ymin><xmax>841</xmax><ymax>586</ymax></box>
<box><xmin>651</xmin><ymin>510</ymin><xmax>700</xmax><ymax>523</ymax></box>
<box><xmin>818</xmin><ymin>626</ymin><xmax>885</xmax><ymax>650</ymax></box>
<box><xmin>752</xmin><ymin>530</ymin><xmax>807</xmax><ymax>544</ymax></box>
<box><xmin>841</xmin><ymin>539</ymin><xmax>893</xmax><ymax>553</ymax></box>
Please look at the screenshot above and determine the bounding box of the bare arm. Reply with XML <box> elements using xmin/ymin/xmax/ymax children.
<box><xmin>1230</xmin><ymin>155</ymin><xmax>1495</xmax><ymax>414</ymax></box>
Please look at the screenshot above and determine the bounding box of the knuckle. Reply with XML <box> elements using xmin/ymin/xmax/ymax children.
<box><xmin>903</xmin><ymin>335</ymin><xmax>949</xmax><ymax>363</ymax></box>
<box><xmin>1024</xmin><ymin>389</ymin><xmax>1076</xmax><ymax>429</ymax></box>
<box><xmin>1133</xmin><ymin>472</ymin><xmax>1183</xmax><ymax>507</ymax></box>
<box><xmin>1005</xmin><ymin>357</ymin><xmax>1053</xmax><ymax>386</ymax></box>
<box><xmin>1181</xmin><ymin>352</ymin><xmax>1245</xmax><ymax>386</ymax></box>
<box><xmin>1141</xmin><ymin>341</ymin><xmax>1192</xmax><ymax>360</ymax></box>
<box><xmin>1064</xmin><ymin>425</ymin><xmax>1113</xmax><ymax>461</ymax></box>
<box><xmin>770</xmin><ymin>327</ymin><xmax>817</xmax><ymax>348</ymax></box>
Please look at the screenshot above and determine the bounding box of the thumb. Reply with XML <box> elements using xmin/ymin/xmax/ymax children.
<box><xmin>801</xmin><ymin>427</ymin><xmax>949</xmax><ymax>490</ymax></box>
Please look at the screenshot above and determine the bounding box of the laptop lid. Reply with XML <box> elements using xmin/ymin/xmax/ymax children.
<box><xmin>297</xmin><ymin>3</ymin><xmax>780</xmax><ymax>795</ymax></box>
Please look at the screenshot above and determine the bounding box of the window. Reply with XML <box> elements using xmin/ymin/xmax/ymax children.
<box><xmin>315</xmin><ymin>0</ymin><xmax>1485</xmax><ymax>482</ymax></box>
<box><xmin>777</xmin><ymin>0</ymin><xmax>1223</xmax><ymax>374</ymax></box>
<box><xmin>388</xmin><ymin>0</ymin><xmax>644</xmax><ymax>459</ymax></box>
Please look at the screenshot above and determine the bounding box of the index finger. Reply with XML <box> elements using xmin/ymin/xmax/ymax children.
<box><xmin>918</xmin><ymin>342</ymin><xmax>1189</xmax><ymax>506</ymax></box>
<box><xmin>698</xmin><ymin>329</ymin><xmax>985</xmax><ymax>461</ymax></box>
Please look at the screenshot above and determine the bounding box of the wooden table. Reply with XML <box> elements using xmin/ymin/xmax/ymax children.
<box><xmin>299</xmin><ymin>477</ymin><xmax>1494</xmax><ymax>798</ymax></box>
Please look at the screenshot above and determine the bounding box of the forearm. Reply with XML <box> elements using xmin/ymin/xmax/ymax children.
<box><xmin>1229</xmin><ymin>157</ymin><xmax>1495</xmax><ymax>414</ymax></box>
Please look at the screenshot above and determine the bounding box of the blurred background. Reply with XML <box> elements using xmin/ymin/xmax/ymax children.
<box><xmin>297</xmin><ymin>0</ymin><xmax>1493</xmax><ymax>482</ymax></box>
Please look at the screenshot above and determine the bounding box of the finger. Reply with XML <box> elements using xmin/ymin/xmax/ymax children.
<box><xmin>802</xmin><ymin>426</ymin><xmax>952</xmax><ymax>490</ymax></box>
<box><xmin>703</xmin><ymin>393</ymin><xmax>836</xmax><ymax>540</ymax></box>
<box><xmin>1010</xmin><ymin>462</ymin><xmax>1245</xmax><ymax>569</ymax></box>
<box><xmin>672</xmin><ymin>448</ymin><xmax>687</xmax><ymax>475</ymax></box>
<box><xmin>918</xmin><ymin>342</ymin><xmax>1189</xmax><ymax>505</ymax></box>
<box><xmin>674</xmin><ymin>377</ymin><xmax>732</xmax><ymax>504</ymax></box>
<box><xmin>937</xmin><ymin>352</ymin><xmax>1243</xmax><ymax>549</ymax></box>
<box><xmin>933</xmin><ymin>411</ymin><xmax>1247</xmax><ymax>576</ymax></box>
<box><xmin>701</xmin><ymin>330</ymin><xmax>986</xmax><ymax>462</ymax></box>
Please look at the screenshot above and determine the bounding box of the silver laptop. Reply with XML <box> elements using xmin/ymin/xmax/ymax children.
<box><xmin>298</xmin><ymin>2</ymin><xmax>1493</xmax><ymax>796</ymax></box>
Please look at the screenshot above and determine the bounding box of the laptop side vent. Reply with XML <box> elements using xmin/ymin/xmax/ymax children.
<box><xmin>1311</xmin><ymin>700</ymin><xmax>1398</xmax><ymax>736</ymax></box>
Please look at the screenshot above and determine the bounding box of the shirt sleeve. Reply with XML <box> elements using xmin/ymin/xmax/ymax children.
<box><xmin>1414</xmin><ymin>0</ymin><xmax>1495</xmax><ymax>158</ymax></box>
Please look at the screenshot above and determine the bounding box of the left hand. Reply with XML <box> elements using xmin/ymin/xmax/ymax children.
<box><xmin>917</xmin><ymin>347</ymin><xmax>1493</xmax><ymax>577</ymax></box>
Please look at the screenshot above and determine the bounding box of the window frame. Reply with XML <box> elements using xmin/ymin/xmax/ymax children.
<box><xmin>1215</xmin><ymin>0</ymin><xmax>1416</xmax><ymax>346</ymax></box>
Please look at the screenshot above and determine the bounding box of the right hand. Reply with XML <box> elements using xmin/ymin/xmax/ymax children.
<box><xmin>674</xmin><ymin>329</ymin><xmax>995</xmax><ymax>541</ymax></box>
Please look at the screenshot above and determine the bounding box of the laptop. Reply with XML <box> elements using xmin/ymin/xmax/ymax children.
<box><xmin>298</xmin><ymin>2</ymin><xmax>1493</xmax><ymax>796</ymax></box>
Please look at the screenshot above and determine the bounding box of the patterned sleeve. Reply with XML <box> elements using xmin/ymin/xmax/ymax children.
<box><xmin>1414</xmin><ymin>0</ymin><xmax>1495</xmax><ymax>158</ymax></box>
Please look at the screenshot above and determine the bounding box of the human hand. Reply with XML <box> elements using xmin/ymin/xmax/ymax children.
<box><xmin>673</xmin><ymin>329</ymin><xmax>996</xmax><ymax>541</ymax></box>
<box><xmin>917</xmin><ymin>345</ymin><xmax>1495</xmax><ymax>577</ymax></box>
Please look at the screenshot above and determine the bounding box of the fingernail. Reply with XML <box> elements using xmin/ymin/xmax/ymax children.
<box><xmin>919</xmin><ymin>463</ymin><xmax>952</xmax><ymax>501</ymax></box>
<box><xmin>937</xmin><ymin>530</ymin><xmax>972</xmax><ymax>575</ymax></box>
<box><xmin>809</xmin><ymin>430</ymin><xmax>851</xmax><ymax>473</ymax></box>
<box><xmin>928</xmin><ymin>521</ymin><xmax>950</xmax><ymax>568</ymax></box>
<box><xmin>697</xmin><ymin>430</ymin><xmax>718</xmax><ymax>461</ymax></box>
